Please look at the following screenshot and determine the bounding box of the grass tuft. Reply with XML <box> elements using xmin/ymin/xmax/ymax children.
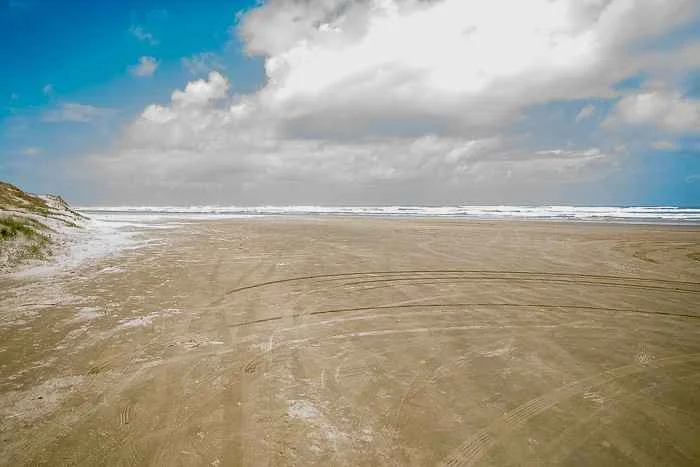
<box><xmin>1</xmin><ymin>181</ymin><xmax>82</xmax><ymax>270</ymax></box>
<box><xmin>1</xmin><ymin>217</ymin><xmax>38</xmax><ymax>239</ymax></box>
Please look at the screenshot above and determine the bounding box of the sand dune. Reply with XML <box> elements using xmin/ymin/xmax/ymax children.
<box><xmin>1</xmin><ymin>218</ymin><xmax>699</xmax><ymax>466</ymax></box>
<box><xmin>0</xmin><ymin>182</ymin><xmax>87</xmax><ymax>272</ymax></box>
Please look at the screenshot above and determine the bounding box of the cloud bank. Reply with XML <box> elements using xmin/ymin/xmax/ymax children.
<box><xmin>81</xmin><ymin>0</ymin><xmax>700</xmax><ymax>204</ymax></box>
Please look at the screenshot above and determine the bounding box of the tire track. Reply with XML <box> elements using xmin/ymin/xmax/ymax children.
<box><xmin>388</xmin><ymin>356</ymin><xmax>463</xmax><ymax>437</ymax></box>
<box><xmin>109</xmin><ymin>326</ymin><xmax>698</xmax><ymax>464</ymax></box>
<box><xmin>341</xmin><ymin>275</ymin><xmax>700</xmax><ymax>294</ymax></box>
<box><xmin>211</xmin><ymin>270</ymin><xmax>700</xmax><ymax>305</ymax></box>
<box><xmin>540</xmin><ymin>387</ymin><xmax>700</xmax><ymax>465</ymax></box>
<box><xmin>538</xmin><ymin>392</ymin><xmax>623</xmax><ymax>465</ymax></box>
<box><xmin>222</xmin><ymin>303</ymin><xmax>698</xmax><ymax>331</ymax></box>
<box><xmin>119</xmin><ymin>404</ymin><xmax>131</xmax><ymax>426</ymax></box>
<box><xmin>438</xmin><ymin>352</ymin><xmax>700</xmax><ymax>467</ymax></box>
<box><xmin>232</xmin><ymin>323</ymin><xmax>589</xmax><ymax>386</ymax></box>
<box><xmin>221</xmin><ymin>253</ymin><xmax>281</xmax><ymax>467</ymax></box>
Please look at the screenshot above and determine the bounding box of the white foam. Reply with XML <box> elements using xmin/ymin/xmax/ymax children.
<box><xmin>76</xmin><ymin>205</ymin><xmax>700</xmax><ymax>224</ymax></box>
<box><xmin>13</xmin><ymin>215</ymin><xmax>153</xmax><ymax>278</ymax></box>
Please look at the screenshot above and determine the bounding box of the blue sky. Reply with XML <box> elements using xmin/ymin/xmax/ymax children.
<box><xmin>0</xmin><ymin>0</ymin><xmax>262</xmax><ymax>105</ymax></box>
<box><xmin>1</xmin><ymin>0</ymin><xmax>699</xmax><ymax>206</ymax></box>
<box><xmin>1</xmin><ymin>0</ymin><xmax>262</xmax><ymax>194</ymax></box>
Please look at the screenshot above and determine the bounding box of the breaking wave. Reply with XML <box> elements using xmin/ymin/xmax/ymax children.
<box><xmin>77</xmin><ymin>205</ymin><xmax>700</xmax><ymax>224</ymax></box>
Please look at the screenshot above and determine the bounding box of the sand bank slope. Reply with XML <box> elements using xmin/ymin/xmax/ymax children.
<box><xmin>0</xmin><ymin>181</ymin><xmax>86</xmax><ymax>272</ymax></box>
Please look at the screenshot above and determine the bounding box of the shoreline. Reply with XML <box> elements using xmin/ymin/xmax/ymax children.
<box><xmin>81</xmin><ymin>209</ymin><xmax>700</xmax><ymax>227</ymax></box>
<box><xmin>76</xmin><ymin>204</ymin><xmax>700</xmax><ymax>226</ymax></box>
<box><xmin>6</xmin><ymin>214</ymin><xmax>699</xmax><ymax>284</ymax></box>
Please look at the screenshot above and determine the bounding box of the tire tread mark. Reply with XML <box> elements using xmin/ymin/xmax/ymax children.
<box><xmin>439</xmin><ymin>353</ymin><xmax>700</xmax><ymax>467</ymax></box>
<box><xmin>224</xmin><ymin>303</ymin><xmax>698</xmax><ymax>330</ymax></box>
<box><xmin>341</xmin><ymin>275</ymin><xmax>700</xmax><ymax>294</ymax></box>
<box><xmin>211</xmin><ymin>270</ymin><xmax>700</xmax><ymax>304</ymax></box>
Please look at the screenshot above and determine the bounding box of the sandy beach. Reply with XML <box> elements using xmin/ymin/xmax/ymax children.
<box><xmin>1</xmin><ymin>217</ymin><xmax>699</xmax><ymax>466</ymax></box>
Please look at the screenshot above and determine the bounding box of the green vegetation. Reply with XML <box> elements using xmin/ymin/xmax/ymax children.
<box><xmin>0</xmin><ymin>181</ymin><xmax>86</xmax><ymax>224</ymax></box>
<box><xmin>0</xmin><ymin>181</ymin><xmax>50</xmax><ymax>212</ymax></box>
<box><xmin>1</xmin><ymin>217</ymin><xmax>38</xmax><ymax>239</ymax></box>
<box><xmin>0</xmin><ymin>181</ymin><xmax>82</xmax><ymax>269</ymax></box>
<box><xmin>1</xmin><ymin>216</ymin><xmax>49</xmax><ymax>239</ymax></box>
<box><xmin>0</xmin><ymin>216</ymin><xmax>50</xmax><ymax>264</ymax></box>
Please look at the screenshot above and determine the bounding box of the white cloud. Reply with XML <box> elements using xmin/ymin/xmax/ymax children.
<box><xmin>42</xmin><ymin>102</ymin><xmax>112</xmax><ymax>123</ymax></box>
<box><xmin>606</xmin><ymin>90</ymin><xmax>700</xmax><ymax>132</ymax></box>
<box><xmin>171</xmin><ymin>70</ymin><xmax>229</xmax><ymax>106</ymax></box>
<box><xmin>83</xmin><ymin>72</ymin><xmax>613</xmax><ymax>203</ymax></box>
<box><xmin>130</xmin><ymin>56</ymin><xmax>159</xmax><ymax>77</ymax></box>
<box><xmin>82</xmin><ymin>0</ymin><xmax>699</xmax><ymax>203</ymax></box>
<box><xmin>130</xmin><ymin>25</ymin><xmax>158</xmax><ymax>45</ymax></box>
<box><xmin>181</xmin><ymin>52</ymin><xmax>225</xmax><ymax>76</ymax></box>
<box><xmin>237</xmin><ymin>0</ymin><xmax>697</xmax><ymax>137</ymax></box>
<box><xmin>575</xmin><ymin>104</ymin><xmax>595</xmax><ymax>122</ymax></box>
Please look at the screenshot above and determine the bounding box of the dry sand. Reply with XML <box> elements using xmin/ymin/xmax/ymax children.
<box><xmin>1</xmin><ymin>218</ymin><xmax>699</xmax><ymax>466</ymax></box>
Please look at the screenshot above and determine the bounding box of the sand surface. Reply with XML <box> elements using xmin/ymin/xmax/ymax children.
<box><xmin>1</xmin><ymin>218</ymin><xmax>699</xmax><ymax>466</ymax></box>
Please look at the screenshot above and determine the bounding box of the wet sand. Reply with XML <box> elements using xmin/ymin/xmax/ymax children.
<box><xmin>1</xmin><ymin>218</ymin><xmax>699</xmax><ymax>466</ymax></box>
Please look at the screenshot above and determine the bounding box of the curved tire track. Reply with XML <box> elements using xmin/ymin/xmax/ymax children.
<box><xmin>222</xmin><ymin>303</ymin><xmax>698</xmax><ymax>331</ymax></box>
<box><xmin>211</xmin><ymin>270</ymin><xmax>700</xmax><ymax>305</ymax></box>
<box><xmin>340</xmin><ymin>275</ymin><xmax>700</xmax><ymax>294</ymax></box>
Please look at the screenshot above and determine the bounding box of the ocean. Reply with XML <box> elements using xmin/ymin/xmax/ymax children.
<box><xmin>77</xmin><ymin>205</ymin><xmax>700</xmax><ymax>224</ymax></box>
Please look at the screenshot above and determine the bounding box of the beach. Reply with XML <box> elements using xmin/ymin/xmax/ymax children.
<box><xmin>1</xmin><ymin>217</ymin><xmax>699</xmax><ymax>466</ymax></box>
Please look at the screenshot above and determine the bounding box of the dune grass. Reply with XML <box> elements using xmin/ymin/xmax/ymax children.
<box><xmin>0</xmin><ymin>181</ymin><xmax>85</xmax><ymax>269</ymax></box>
<box><xmin>0</xmin><ymin>216</ymin><xmax>50</xmax><ymax>259</ymax></box>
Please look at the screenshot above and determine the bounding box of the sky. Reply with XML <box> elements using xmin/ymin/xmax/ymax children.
<box><xmin>1</xmin><ymin>0</ymin><xmax>700</xmax><ymax>206</ymax></box>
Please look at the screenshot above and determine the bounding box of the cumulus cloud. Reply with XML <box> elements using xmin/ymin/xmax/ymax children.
<box><xmin>130</xmin><ymin>56</ymin><xmax>159</xmax><ymax>77</ymax></box>
<box><xmin>83</xmin><ymin>70</ymin><xmax>613</xmax><ymax>203</ymax></box>
<box><xmin>83</xmin><ymin>0</ymin><xmax>700</xmax><ymax>203</ymax></box>
<box><xmin>237</xmin><ymin>0</ymin><xmax>697</xmax><ymax>138</ymax></box>
<box><xmin>42</xmin><ymin>102</ymin><xmax>113</xmax><ymax>123</ymax></box>
<box><xmin>606</xmin><ymin>89</ymin><xmax>700</xmax><ymax>132</ymax></box>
